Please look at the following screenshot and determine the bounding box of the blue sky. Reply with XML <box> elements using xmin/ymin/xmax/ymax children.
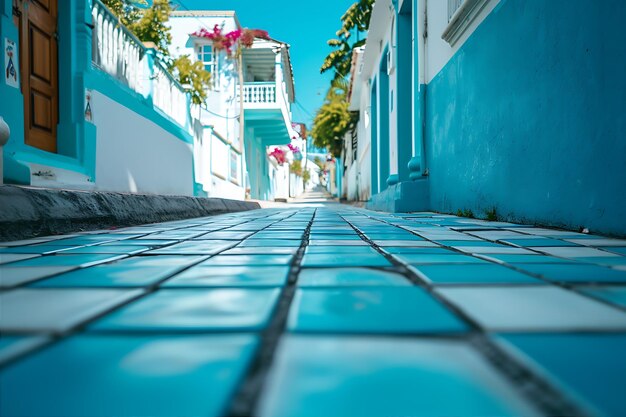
<box><xmin>172</xmin><ymin>0</ymin><xmax>355</xmax><ymax>128</ymax></box>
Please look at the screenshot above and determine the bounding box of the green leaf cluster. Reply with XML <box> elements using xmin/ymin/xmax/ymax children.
<box><xmin>320</xmin><ymin>0</ymin><xmax>374</xmax><ymax>80</ymax></box>
<box><xmin>312</xmin><ymin>79</ymin><xmax>357</xmax><ymax>157</ymax></box>
<box><xmin>101</xmin><ymin>0</ymin><xmax>211</xmax><ymax>105</ymax></box>
<box><xmin>169</xmin><ymin>55</ymin><xmax>211</xmax><ymax>105</ymax></box>
<box><xmin>128</xmin><ymin>0</ymin><xmax>172</xmax><ymax>59</ymax></box>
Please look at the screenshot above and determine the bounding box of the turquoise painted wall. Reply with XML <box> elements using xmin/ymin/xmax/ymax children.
<box><xmin>425</xmin><ymin>0</ymin><xmax>626</xmax><ymax>235</ymax></box>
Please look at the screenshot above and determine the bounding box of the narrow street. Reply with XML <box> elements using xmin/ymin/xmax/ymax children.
<box><xmin>1</xmin><ymin>204</ymin><xmax>625</xmax><ymax>416</ymax></box>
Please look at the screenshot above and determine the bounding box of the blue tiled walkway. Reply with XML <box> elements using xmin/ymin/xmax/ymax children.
<box><xmin>1</xmin><ymin>207</ymin><xmax>626</xmax><ymax>416</ymax></box>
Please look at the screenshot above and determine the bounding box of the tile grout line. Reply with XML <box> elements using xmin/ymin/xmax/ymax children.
<box><xmin>226</xmin><ymin>208</ymin><xmax>317</xmax><ymax>417</ymax></box>
<box><xmin>340</xmin><ymin>210</ymin><xmax>590</xmax><ymax>417</ymax></box>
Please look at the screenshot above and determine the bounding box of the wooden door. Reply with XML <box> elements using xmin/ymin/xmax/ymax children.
<box><xmin>15</xmin><ymin>0</ymin><xmax>59</xmax><ymax>152</ymax></box>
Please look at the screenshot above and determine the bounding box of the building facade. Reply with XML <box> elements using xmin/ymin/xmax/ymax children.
<box><xmin>346</xmin><ymin>0</ymin><xmax>626</xmax><ymax>235</ymax></box>
<box><xmin>168</xmin><ymin>11</ymin><xmax>297</xmax><ymax>201</ymax></box>
<box><xmin>1</xmin><ymin>0</ymin><xmax>197</xmax><ymax>195</ymax></box>
<box><xmin>1</xmin><ymin>1</ymin><xmax>297</xmax><ymax>201</ymax></box>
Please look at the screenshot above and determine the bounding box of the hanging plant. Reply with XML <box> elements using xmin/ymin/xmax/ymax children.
<box><xmin>268</xmin><ymin>147</ymin><xmax>287</xmax><ymax>165</ymax></box>
<box><xmin>191</xmin><ymin>25</ymin><xmax>270</xmax><ymax>57</ymax></box>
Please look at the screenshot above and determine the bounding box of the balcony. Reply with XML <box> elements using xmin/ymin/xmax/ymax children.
<box><xmin>239</xmin><ymin>40</ymin><xmax>296</xmax><ymax>146</ymax></box>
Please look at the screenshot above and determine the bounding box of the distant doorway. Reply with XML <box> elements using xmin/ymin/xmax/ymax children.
<box><xmin>15</xmin><ymin>0</ymin><xmax>59</xmax><ymax>152</ymax></box>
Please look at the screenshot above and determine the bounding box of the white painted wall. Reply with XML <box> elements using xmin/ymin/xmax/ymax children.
<box><xmin>425</xmin><ymin>0</ymin><xmax>501</xmax><ymax>83</ymax></box>
<box><xmin>92</xmin><ymin>91</ymin><xmax>193</xmax><ymax>195</ymax></box>
<box><xmin>169</xmin><ymin>14</ymin><xmax>245</xmax><ymax>199</ymax></box>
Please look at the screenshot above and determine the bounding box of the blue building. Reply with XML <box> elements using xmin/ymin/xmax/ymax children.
<box><xmin>345</xmin><ymin>0</ymin><xmax>626</xmax><ymax>236</ymax></box>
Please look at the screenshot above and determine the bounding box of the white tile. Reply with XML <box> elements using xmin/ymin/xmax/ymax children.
<box><xmin>0</xmin><ymin>288</ymin><xmax>143</xmax><ymax>332</ymax></box>
<box><xmin>536</xmin><ymin>247</ymin><xmax>619</xmax><ymax>258</ymax></box>
<box><xmin>0</xmin><ymin>266</ymin><xmax>76</xmax><ymax>288</ymax></box>
<box><xmin>437</xmin><ymin>286</ymin><xmax>626</xmax><ymax>331</ymax></box>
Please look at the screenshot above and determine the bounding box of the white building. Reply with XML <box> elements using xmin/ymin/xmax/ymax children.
<box><xmin>169</xmin><ymin>11</ymin><xmax>297</xmax><ymax>201</ymax></box>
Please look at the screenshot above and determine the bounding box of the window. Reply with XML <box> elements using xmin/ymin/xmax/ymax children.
<box><xmin>448</xmin><ymin>0</ymin><xmax>465</xmax><ymax>22</ymax></box>
<box><xmin>443</xmin><ymin>0</ymin><xmax>493</xmax><ymax>46</ymax></box>
<box><xmin>196</xmin><ymin>44</ymin><xmax>216</xmax><ymax>74</ymax></box>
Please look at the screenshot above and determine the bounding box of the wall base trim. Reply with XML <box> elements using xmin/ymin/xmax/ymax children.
<box><xmin>366</xmin><ymin>178</ymin><xmax>430</xmax><ymax>213</ymax></box>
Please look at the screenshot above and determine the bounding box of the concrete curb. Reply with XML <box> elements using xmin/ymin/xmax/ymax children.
<box><xmin>0</xmin><ymin>185</ymin><xmax>261</xmax><ymax>241</ymax></box>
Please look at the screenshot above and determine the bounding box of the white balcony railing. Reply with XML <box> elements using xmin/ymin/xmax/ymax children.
<box><xmin>242</xmin><ymin>82</ymin><xmax>276</xmax><ymax>104</ymax></box>
<box><xmin>91</xmin><ymin>0</ymin><xmax>187</xmax><ymax>127</ymax></box>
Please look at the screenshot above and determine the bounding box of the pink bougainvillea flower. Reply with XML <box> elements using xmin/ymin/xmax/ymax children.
<box><xmin>191</xmin><ymin>25</ymin><xmax>270</xmax><ymax>56</ymax></box>
<box><xmin>269</xmin><ymin>147</ymin><xmax>287</xmax><ymax>165</ymax></box>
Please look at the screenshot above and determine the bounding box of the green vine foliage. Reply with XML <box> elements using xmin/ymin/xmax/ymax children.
<box><xmin>128</xmin><ymin>0</ymin><xmax>173</xmax><ymax>60</ymax></box>
<box><xmin>312</xmin><ymin>79</ymin><xmax>357</xmax><ymax>157</ymax></box>
<box><xmin>314</xmin><ymin>0</ymin><xmax>373</xmax><ymax>157</ymax></box>
<box><xmin>169</xmin><ymin>55</ymin><xmax>211</xmax><ymax>105</ymax></box>
<box><xmin>320</xmin><ymin>0</ymin><xmax>374</xmax><ymax>80</ymax></box>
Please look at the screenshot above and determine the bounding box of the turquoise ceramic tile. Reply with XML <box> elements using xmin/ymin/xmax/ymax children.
<box><xmin>91</xmin><ymin>289</ymin><xmax>280</xmax><ymax>332</ymax></box>
<box><xmin>56</xmin><ymin>245</ymin><xmax>151</xmax><ymax>255</ymax></box>
<box><xmin>511</xmin><ymin>263</ymin><xmax>626</xmax><ymax>283</ymax></box>
<box><xmin>503</xmin><ymin>238</ymin><xmax>579</xmax><ymax>247</ymax></box>
<box><xmin>288</xmin><ymin>287</ymin><xmax>466</xmax><ymax>334</ymax></box>
<box><xmin>363</xmin><ymin>234</ymin><xmax>423</xmax><ymax>240</ymax></box>
<box><xmin>477</xmin><ymin>254</ymin><xmax>575</xmax><ymax>264</ymax></box>
<box><xmin>498</xmin><ymin>333</ymin><xmax>626</xmax><ymax>417</ymax></box>
<box><xmin>163</xmin><ymin>266</ymin><xmax>289</xmax><ymax>287</ymax></box>
<box><xmin>0</xmin><ymin>288</ymin><xmax>143</xmax><ymax>332</ymax></box>
<box><xmin>147</xmin><ymin>241</ymin><xmax>236</xmax><ymax>255</ymax></box>
<box><xmin>373</xmin><ymin>240</ymin><xmax>438</xmax><ymax>247</ymax></box>
<box><xmin>32</xmin><ymin>257</ymin><xmax>196</xmax><ymax>287</ymax></box>
<box><xmin>578</xmin><ymin>286</ymin><xmax>626</xmax><ymax>308</ymax></box>
<box><xmin>0</xmin><ymin>245</ymin><xmax>73</xmax><ymax>254</ymax></box>
<box><xmin>106</xmin><ymin>239</ymin><xmax>178</xmax><ymax>246</ymax></box>
<box><xmin>564</xmin><ymin>238</ymin><xmax>626</xmax><ymax>247</ymax></box>
<box><xmin>195</xmin><ymin>231</ymin><xmax>254</xmax><ymax>240</ymax></box>
<box><xmin>412</xmin><ymin>264</ymin><xmax>543</xmax><ymax>285</ymax></box>
<box><xmin>0</xmin><ymin>266</ymin><xmax>78</xmax><ymax>288</ymax></box>
<box><xmin>604</xmin><ymin>247</ymin><xmax>626</xmax><ymax>256</ymax></box>
<box><xmin>258</xmin><ymin>336</ymin><xmax>538</xmax><ymax>417</ymax></box>
<box><xmin>0</xmin><ymin>253</ymin><xmax>40</xmax><ymax>265</ymax></box>
<box><xmin>239</xmin><ymin>239</ymin><xmax>302</xmax><ymax>247</ymax></box>
<box><xmin>305</xmin><ymin>246</ymin><xmax>379</xmax><ymax>254</ymax></box>
<box><xmin>10</xmin><ymin>254</ymin><xmax>126</xmax><ymax>267</ymax></box>
<box><xmin>435</xmin><ymin>240</ymin><xmax>503</xmax><ymax>247</ymax></box>
<box><xmin>301</xmin><ymin>253</ymin><xmax>392</xmax><ymax>268</ymax></box>
<box><xmin>455</xmin><ymin>246</ymin><xmax>536</xmax><ymax>254</ymax></box>
<box><xmin>394</xmin><ymin>254</ymin><xmax>488</xmax><ymax>265</ymax></box>
<box><xmin>575</xmin><ymin>257</ymin><xmax>626</xmax><ymax>266</ymax></box>
<box><xmin>437</xmin><ymin>287</ymin><xmax>626</xmax><ymax>331</ymax></box>
<box><xmin>253</xmin><ymin>232</ymin><xmax>304</xmax><ymax>239</ymax></box>
<box><xmin>308</xmin><ymin>240</ymin><xmax>368</xmax><ymax>246</ymax></box>
<box><xmin>199</xmin><ymin>254</ymin><xmax>293</xmax><ymax>266</ymax></box>
<box><xmin>380</xmin><ymin>247</ymin><xmax>452</xmax><ymax>255</ymax></box>
<box><xmin>0</xmin><ymin>334</ymin><xmax>257</xmax><ymax>417</ymax></box>
<box><xmin>309</xmin><ymin>235</ymin><xmax>361</xmax><ymax>241</ymax></box>
<box><xmin>298</xmin><ymin>268</ymin><xmax>410</xmax><ymax>287</ymax></box>
<box><xmin>0</xmin><ymin>336</ymin><xmax>49</xmax><ymax>365</ymax></box>
<box><xmin>222</xmin><ymin>247</ymin><xmax>298</xmax><ymax>255</ymax></box>
<box><xmin>118</xmin><ymin>255</ymin><xmax>207</xmax><ymax>267</ymax></box>
<box><xmin>536</xmin><ymin>246</ymin><xmax>619</xmax><ymax>258</ymax></box>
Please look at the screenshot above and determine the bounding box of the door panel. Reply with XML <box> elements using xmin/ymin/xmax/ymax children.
<box><xmin>18</xmin><ymin>0</ymin><xmax>58</xmax><ymax>153</ymax></box>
